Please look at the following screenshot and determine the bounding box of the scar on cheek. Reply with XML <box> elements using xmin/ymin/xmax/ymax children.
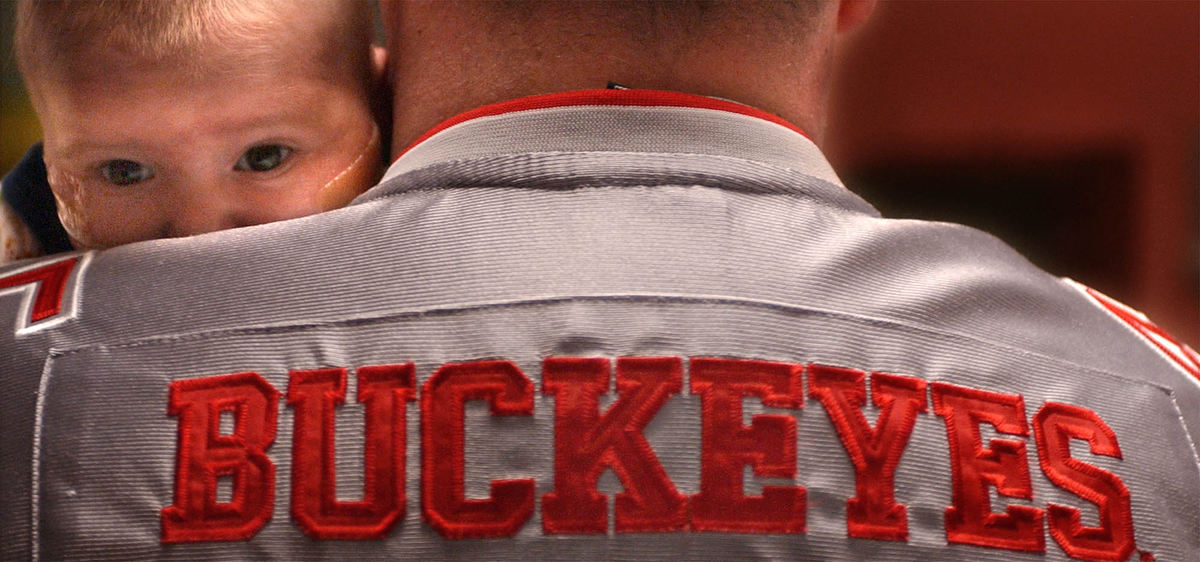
<box><xmin>46</xmin><ymin>167</ymin><xmax>100</xmax><ymax>249</ymax></box>
<box><xmin>317</xmin><ymin>124</ymin><xmax>382</xmax><ymax>211</ymax></box>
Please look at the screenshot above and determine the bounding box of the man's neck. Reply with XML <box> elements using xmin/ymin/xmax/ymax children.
<box><xmin>384</xmin><ymin>2</ymin><xmax>838</xmax><ymax>157</ymax></box>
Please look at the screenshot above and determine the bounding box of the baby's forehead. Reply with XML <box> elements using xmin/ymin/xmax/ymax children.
<box><xmin>22</xmin><ymin>1</ymin><xmax>371</xmax><ymax>97</ymax></box>
<box><xmin>36</xmin><ymin>45</ymin><xmax>335</xmax><ymax>105</ymax></box>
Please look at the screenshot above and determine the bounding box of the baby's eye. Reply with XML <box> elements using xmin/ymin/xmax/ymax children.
<box><xmin>99</xmin><ymin>159</ymin><xmax>153</xmax><ymax>186</ymax></box>
<box><xmin>235</xmin><ymin>144</ymin><xmax>293</xmax><ymax>172</ymax></box>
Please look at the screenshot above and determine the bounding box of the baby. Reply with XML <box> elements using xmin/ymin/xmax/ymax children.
<box><xmin>2</xmin><ymin>0</ymin><xmax>386</xmax><ymax>262</ymax></box>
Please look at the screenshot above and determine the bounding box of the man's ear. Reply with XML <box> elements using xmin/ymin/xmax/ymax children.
<box><xmin>369</xmin><ymin>45</ymin><xmax>394</xmax><ymax>159</ymax></box>
<box><xmin>837</xmin><ymin>0</ymin><xmax>876</xmax><ymax>33</ymax></box>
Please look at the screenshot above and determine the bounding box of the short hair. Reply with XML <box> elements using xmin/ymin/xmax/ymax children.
<box><xmin>15</xmin><ymin>0</ymin><xmax>373</xmax><ymax>93</ymax></box>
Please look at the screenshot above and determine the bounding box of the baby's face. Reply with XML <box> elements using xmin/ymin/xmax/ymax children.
<box><xmin>34</xmin><ymin>49</ymin><xmax>379</xmax><ymax>250</ymax></box>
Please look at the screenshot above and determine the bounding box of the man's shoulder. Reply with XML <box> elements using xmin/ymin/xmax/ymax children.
<box><xmin>1</xmin><ymin>186</ymin><xmax>1197</xmax><ymax>560</ymax></box>
<box><xmin>842</xmin><ymin>211</ymin><xmax>1193</xmax><ymax>376</ymax></box>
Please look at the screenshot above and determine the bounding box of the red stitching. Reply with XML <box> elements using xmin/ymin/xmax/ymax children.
<box><xmin>808</xmin><ymin>365</ymin><xmax>927</xmax><ymax>541</ymax></box>
<box><xmin>161</xmin><ymin>372</ymin><xmax>278</xmax><ymax>542</ymax></box>
<box><xmin>421</xmin><ymin>360</ymin><xmax>535</xmax><ymax>539</ymax></box>
<box><xmin>931</xmin><ymin>382</ymin><xmax>1044</xmax><ymax>552</ymax></box>
<box><xmin>1033</xmin><ymin>402</ymin><xmax>1136</xmax><ymax>561</ymax></box>
<box><xmin>287</xmin><ymin>365</ymin><xmax>414</xmax><ymax>540</ymax></box>
<box><xmin>541</xmin><ymin>356</ymin><xmax>688</xmax><ymax>534</ymax></box>
<box><xmin>689</xmin><ymin>357</ymin><xmax>805</xmax><ymax>533</ymax></box>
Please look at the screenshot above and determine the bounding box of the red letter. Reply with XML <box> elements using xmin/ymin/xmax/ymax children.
<box><xmin>931</xmin><ymin>382</ymin><xmax>1044</xmax><ymax>552</ymax></box>
<box><xmin>162</xmin><ymin>372</ymin><xmax>278</xmax><ymax>542</ymax></box>
<box><xmin>541</xmin><ymin>356</ymin><xmax>688</xmax><ymax>533</ymax></box>
<box><xmin>288</xmin><ymin>365</ymin><xmax>415</xmax><ymax>539</ymax></box>
<box><xmin>808</xmin><ymin>365</ymin><xmax>927</xmax><ymax>541</ymax></box>
<box><xmin>0</xmin><ymin>256</ymin><xmax>78</xmax><ymax>332</ymax></box>
<box><xmin>422</xmin><ymin>360</ymin><xmax>535</xmax><ymax>538</ymax></box>
<box><xmin>1034</xmin><ymin>402</ymin><xmax>1135</xmax><ymax>561</ymax></box>
<box><xmin>689</xmin><ymin>357</ymin><xmax>805</xmax><ymax>533</ymax></box>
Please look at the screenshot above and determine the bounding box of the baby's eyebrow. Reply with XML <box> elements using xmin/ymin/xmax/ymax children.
<box><xmin>52</xmin><ymin>140</ymin><xmax>149</xmax><ymax>161</ymax></box>
<box><xmin>205</xmin><ymin>111</ymin><xmax>317</xmax><ymax>139</ymax></box>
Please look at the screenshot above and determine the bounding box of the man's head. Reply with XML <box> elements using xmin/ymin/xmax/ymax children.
<box><xmin>380</xmin><ymin>0</ymin><xmax>873</xmax><ymax>155</ymax></box>
<box><xmin>15</xmin><ymin>0</ymin><xmax>384</xmax><ymax>249</ymax></box>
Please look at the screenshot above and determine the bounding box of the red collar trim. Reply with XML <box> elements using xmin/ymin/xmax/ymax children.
<box><xmin>397</xmin><ymin>89</ymin><xmax>808</xmax><ymax>160</ymax></box>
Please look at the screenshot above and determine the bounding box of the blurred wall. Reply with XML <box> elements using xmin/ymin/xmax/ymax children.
<box><xmin>2</xmin><ymin>0</ymin><xmax>39</xmax><ymax>174</ymax></box>
<box><xmin>826</xmin><ymin>0</ymin><xmax>1199</xmax><ymax>343</ymax></box>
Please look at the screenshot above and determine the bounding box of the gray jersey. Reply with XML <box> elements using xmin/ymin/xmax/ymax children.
<box><xmin>2</xmin><ymin>90</ymin><xmax>1197</xmax><ymax>561</ymax></box>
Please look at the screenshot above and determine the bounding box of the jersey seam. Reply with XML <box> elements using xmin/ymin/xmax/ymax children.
<box><xmin>369</xmin><ymin>151</ymin><xmax>876</xmax><ymax>217</ymax></box>
<box><xmin>44</xmin><ymin>292</ymin><xmax>1177</xmax><ymax>392</ymax></box>
<box><xmin>1059</xmin><ymin>278</ymin><xmax>1200</xmax><ymax>475</ymax></box>
<box><xmin>28</xmin><ymin>353</ymin><xmax>53</xmax><ymax>562</ymax></box>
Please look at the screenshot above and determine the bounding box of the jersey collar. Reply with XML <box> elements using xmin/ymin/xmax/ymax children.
<box><xmin>397</xmin><ymin>89</ymin><xmax>812</xmax><ymax>159</ymax></box>
<box><xmin>367</xmin><ymin>89</ymin><xmax>859</xmax><ymax>211</ymax></box>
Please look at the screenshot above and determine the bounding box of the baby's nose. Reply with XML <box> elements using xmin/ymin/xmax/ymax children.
<box><xmin>165</xmin><ymin>187</ymin><xmax>252</xmax><ymax>238</ymax></box>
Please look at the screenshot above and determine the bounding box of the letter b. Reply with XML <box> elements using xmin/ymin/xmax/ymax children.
<box><xmin>161</xmin><ymin>372</ymin><xmax>279</xmax><ymax>542</ymax></box>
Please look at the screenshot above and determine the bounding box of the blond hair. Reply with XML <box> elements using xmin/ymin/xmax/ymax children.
<box><xmin>15</xmin><ymin>0</ymin><xmax>373</xmax><ymax>93</ymax></box>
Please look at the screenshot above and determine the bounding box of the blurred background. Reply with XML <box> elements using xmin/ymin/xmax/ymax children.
<box><xmin>2</xmin><ymin>1</ymin><xmax>1197</xmax><ymax>343</ymax></box>
<box><xmin>825</xmin><ymin>0</ymin><xmax>1197</xmax><ymax>343</ymax></box>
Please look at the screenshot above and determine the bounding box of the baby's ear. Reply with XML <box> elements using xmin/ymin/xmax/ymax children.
<box><xmin>369</xmin><ymin>45</ymin><xmax>393</xmax><ymax>156</ymax></box>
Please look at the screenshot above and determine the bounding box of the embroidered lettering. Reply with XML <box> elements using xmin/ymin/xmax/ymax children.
<box><xmin>154</xmin><ymin>357</ymin><xmax>1149</xmax><ymax>552</ymax></box>
<box><xmin>689</xmin><ymin>357</ymin><xmax>805</xmax><ymax>533</ymax></box>
<box><xmin>932</xmin><ymin>382</ymin><xmax>1044</xmax><ymax>552</ymax></box>
<box><xmin>288</xmin><ymin>364</ymin><xmax>414</xmax><ymax>539</ymax></box>
<box><xmin>422</xmin><ymin>360</ymin><xmax>535</xmax><ymax>538</ymax></box>
<box><xmin>161</xmin><ymin>372</ymin><xmax>278</xmax><ymax>542</ymax></box>
<box><xmin>808</xmin><ymin>365</ymin><xmax>927</xmax><ymax>541</ymax></box>
<box><xmin>541</xmin><ymin>356</ymin><xmax>688</xmax><ymax>533</ymax></box>
<box><xmin>1033</xmin><ymin>402</ymin><xmax>1136</xmax><ymax>561</ymax></box>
